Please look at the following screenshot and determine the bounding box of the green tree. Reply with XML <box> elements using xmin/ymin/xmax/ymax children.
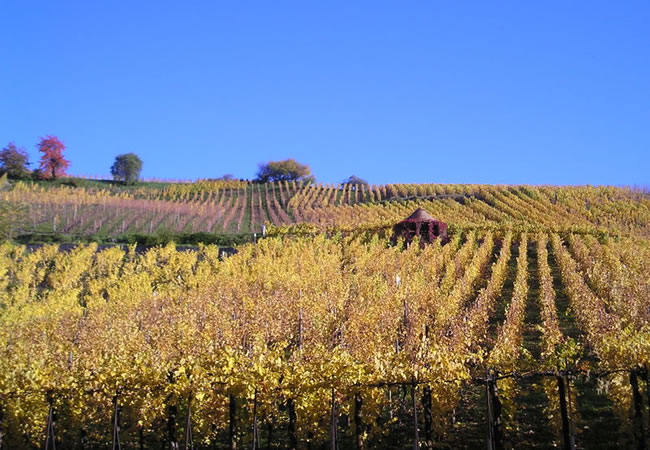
<box><xmin>0</xmin><ymin>143</ymin><xmax>30</xmax><ymax>179</ymax></box>
<box><xmin>111</xmin><ymin>153</ymin><xmax>143</xmax><ymax>184</ymax></box>
<box><xmin>256</xmin><ymin>159</ymin><xmax>314</xmax><ymax>183</ymax></box>
<box><xmin>342</xmin><ymin>175</ymin><xmax>369</xmax><ymax>187</ymax></box>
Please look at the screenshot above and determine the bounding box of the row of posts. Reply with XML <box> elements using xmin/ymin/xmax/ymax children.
<box><xmin>487</xmin><ymin>369</ymin><xmax>649</xmax><ymax>450</ymax></box>
<box><xmin>28</xmin><ymin>368</ymin><xmax>649</xmax><ymax>449</ymax></box>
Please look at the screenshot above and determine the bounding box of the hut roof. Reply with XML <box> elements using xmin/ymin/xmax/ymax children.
<box><xmin>401</xmin><ymin>208</ymin><xmax>437</xmax><ymax>223</ymax></box>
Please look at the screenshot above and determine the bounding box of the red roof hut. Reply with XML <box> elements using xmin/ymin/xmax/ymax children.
<box><xmin>392</xmin><ymin>208</ymin><xmax>449</xmax><ymax>247</ymax></box>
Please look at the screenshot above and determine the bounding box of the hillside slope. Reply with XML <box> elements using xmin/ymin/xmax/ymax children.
<box><xmin>3</xmin><ymin>180</ymin><xmax>649</xmax><ymax>240</ymax></box>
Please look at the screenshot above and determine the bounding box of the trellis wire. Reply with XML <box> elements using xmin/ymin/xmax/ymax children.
<box><xmin>0</xmin><ymin>366</ymin><xmax>646</xmax><ymax>449</ymax></box>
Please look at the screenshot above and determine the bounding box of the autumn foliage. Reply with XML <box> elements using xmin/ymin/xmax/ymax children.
<box><xmin>37</xmin><ymin>135</ymin><xmax>69</xmax><ymax>179</ymax></box>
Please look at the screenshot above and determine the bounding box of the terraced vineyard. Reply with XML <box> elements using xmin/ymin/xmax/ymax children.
<box><xmin>3</xmin><ymin>181</ymin><xmax>649</xmax><ymax>238</ymax></box>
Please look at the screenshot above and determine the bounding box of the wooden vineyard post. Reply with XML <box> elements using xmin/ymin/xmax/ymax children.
<box><xmin>167</xmin><ymin>402</ymin><xmax>179</xmax><ymax>450</ymax></box>
<box><xmin>266</xmin><ymin>422</ymin><xmax>274</xmax><ymax>450</ymax></box>
<box><xmin>422</xmin><ymin>386</ymin><xmax>433</xmax><ymax>449</ymax></box>
<box><xmin>630</xmin><ymin>370</ymin><xmax>647</xmax><ymax>450</ymax></box>
<box><xmin>298</xmin><ymin>308</ymin><xmax>304</xmax><ymax>350</ymax></box>
<box><xmin>184</xmin><ymin>393</ymin><xmax>193</xmax><ymax>450</ymax></box>
<box><xmin>412</xmin><ymin>381</ymin><xmax>419</xmax><ymax>450</ymax></box>
<box><xmin>642</xmin><ymin>366</ymin><xmax>650</xmax><ymax>439</ymax></box>
<box><xmin>330</xmin><ymin>388</ymin><xmax>338</xmax><ymax>450</ymax></box>
<box><xmin>167</xmin><ymin>371</ymin><xmax>180</xmax><ymax>450</ymax></box>
<box><xmin>486</xmin><ymin>373</ymin><xmax>503</xmax><ymax>450</ymax></box>
<box><xmin>78</xmin><ymin>426</ymin><xmax>89</xmax><ymax>449</ymax></box>
<box><xmin>557</xmin><ymin>375</ymin><xmax>575</xmax><ymax>450</ymax></box>
<box><xmin>139</xmin><ymin>424</ymin><xmax>144</xmax><ymax>450</ymax></box>
<box><xmin>44</xmin><ymin>394</ymin><xmax>56</xmax><ymax>450</ymax></box>
<box><xmin>112</xmin><ymin>394</ymin><xmax>122</xmax><ymax>450</ymax></box>
<box><xmin>252</xmin><ymin>389</ymin><xmax>259</xmax><ymax>450</ymax></box>
<box><xmin>0</xmin><ymin>402</ymin><xmax>4</xmax><ymax>450</ymax></box>
<box><xmin>354</xmin><ymin>392</ymin><xmax>364</xmax><ymax>450</ymax></box>
<box><xmin>287</xmin><ymin>398</ymin><xmax>297</xmax><ymax>450</ymax></box>
<box><xmin>229</xmin><ymin>394</ymin><xmax>237</xmax><ymax>450</ymax></box>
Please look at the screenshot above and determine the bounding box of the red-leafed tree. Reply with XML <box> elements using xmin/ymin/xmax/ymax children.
<box><xmin>38</xmin><ymin>135</ymin><xmax>69</xmax><ymax>180</ymax></box>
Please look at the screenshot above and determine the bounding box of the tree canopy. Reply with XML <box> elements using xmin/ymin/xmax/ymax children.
<box><xmin>342</xmin><ymin>175</ymin><xmax>369</xmax><ymax>187</ymax></box>
<box><xmin>0</xmin><ymin>142</ymin><xmax>30</xmax><ymax>179</ymax></box>
<box><xmin>256</xmin><ymin>159</ymin><xmax>314</xmax><ymax>183</ymax></box>
<box><xmin>111</xmin><ymin>153</ymin><xmax>143</xmax><ymax>184</ymax></box>
<box><xmin>37</xmin><ymin>136</ymin><xmax>69</xmax><ymax>180</ymax></box>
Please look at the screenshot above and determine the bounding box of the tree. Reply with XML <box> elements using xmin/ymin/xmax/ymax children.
<box><xmin>342</xmin><ymin>175</ymin><xmax>369</xmax><ymax>187</ymax></box>
<box><xmin>38</xmin><ymin>136</ymin><xmax>69</xmax><ymax>180</ymax></box>
<box><xmin>111</xmin><ymin>153</ymin><xmax>143</xmax><ymax>184</ymax></box>
<box><xmin>0</xmin><ymin>142</ymin><xmax>30</xmax><ymax>178</ymax></box>
<box><xmin>255</xmin><ymin>159</ymin><xmax>314</xmax><ymax>183</ymax></box>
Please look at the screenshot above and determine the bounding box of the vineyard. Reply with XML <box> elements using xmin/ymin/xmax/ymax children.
<box><xmin>0</xmin><ymin>181</ymin><xmax>649</xmax><ymax>448</ymax></box>
<box><xmin>0</xmin><ymin>225</ymin><xmax>649</xmax><ymax>448</ymax></box>
<box><xmin>2</xmin><ymin>181</ymin><xmax>649</xmax><ymax>239</ymax></box>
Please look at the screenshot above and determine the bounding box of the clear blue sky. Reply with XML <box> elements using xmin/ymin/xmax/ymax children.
<box><xmin>2</xmin><ymin>1</ymin><xmax>649</xmax><ymax>185</ymax></box>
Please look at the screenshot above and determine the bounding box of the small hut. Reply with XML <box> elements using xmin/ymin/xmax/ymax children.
<box><xmin>392</xmin><ymin>208</ymin><xmax>448</xmax><ymax>247</ymax></box>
